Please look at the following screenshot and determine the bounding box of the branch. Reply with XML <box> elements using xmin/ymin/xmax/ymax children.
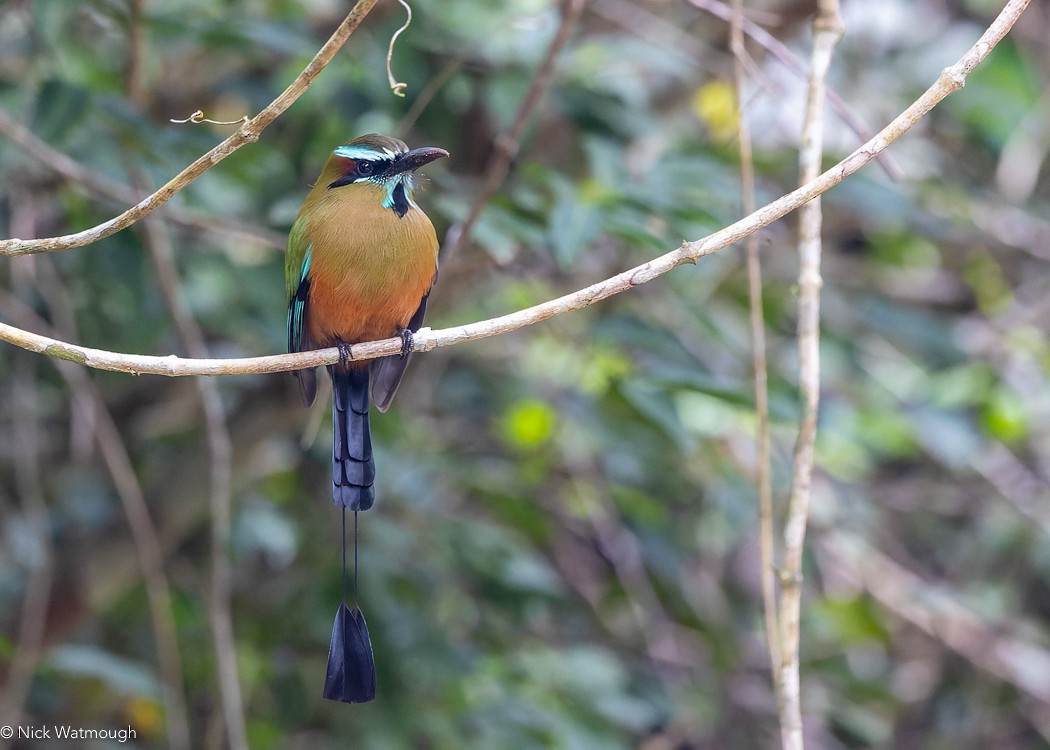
<box><xmin>0</xmin><ymin>107</ymin><xmax>285</xmax><ymax>250</ymax></box>
<box><xmin>441</xmin><ymin>0</ymin><xmax>588</xmax><ymax>261</ymax></box>
<box><xmin>5</xmin><ymin>279</ymin><xmax>193</xmax><ymax>750</ymax></box>
<box><xmin>818</xmin><ymin>529</ymin><xmax>1050</xmax><ymax>740</ymax></box>
<box><xmin>135</xmin><ymin>178</ymin><xmax>247</xmax><ymax>748</ymax></box>
<box><xmin>0</xmin><ymin>0</ymin><xmax>1032</xmax><ymax>374</ymax></box>
<box><xmin>777</xmin><ymin>0</ymin><xmax>843</xmax><ymax>748</ymax></box>
<box><xmin>0</xmin><ymin>0</ymin><xmax>380</xmax><ymax>257</ymax></box>
<box><xmin>729</xmin><ymin>0</ymin><xmax>780</xmax><ymax>714</ymax></box>
<box><xmin>0</xmin><ymin>359</ymin><xmax>54</xmax><ymax>748</ymax></box>
<box><xmin>686</xmin><ymin>0</ymin><xmax>903</xmax><ymax>180</ymax></box>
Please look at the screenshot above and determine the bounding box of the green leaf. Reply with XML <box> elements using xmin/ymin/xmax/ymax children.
<box><xmin>500</xmin><ymin>398</ymin><xmax>557</xmax><ymax>451</ymax></box>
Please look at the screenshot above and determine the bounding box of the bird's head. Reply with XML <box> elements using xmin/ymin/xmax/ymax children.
<box><xmin>326</xmin><ymin>134</ymin><xmax>448</xmax><ymax>217</ymax></box>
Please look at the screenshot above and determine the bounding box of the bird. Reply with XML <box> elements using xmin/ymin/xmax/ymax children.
<box><xmin>285</xmin><ymin>134</ymin><xmax>448</xmax><ymax>512</ymax></box>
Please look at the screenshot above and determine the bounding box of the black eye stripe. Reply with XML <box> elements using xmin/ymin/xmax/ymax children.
<box><xmin>327</xmin><ymin>157</ymin><xmax>397</xmax><ymax>189</ymax></box>
<box><xmin>355</xmin><ymin>158</ymin><xmax>395</xmax><ymax>179</ymax></box>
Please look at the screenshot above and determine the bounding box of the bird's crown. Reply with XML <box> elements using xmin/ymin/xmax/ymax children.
<box><xmin>332</xmin><ymin>134</ymin><xmax>409</xmax><ymax>164</ymax></box>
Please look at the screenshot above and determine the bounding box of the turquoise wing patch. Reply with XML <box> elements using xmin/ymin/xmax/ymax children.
<box><xmin>287</xmin><ymin>246</ymin><xmax>312</xmax><ymax>354</ymax></box>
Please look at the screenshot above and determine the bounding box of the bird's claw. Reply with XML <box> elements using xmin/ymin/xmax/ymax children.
<box><xmin>337</xmin><ymin>342</ymin><xmax>352</xmax><ymax>369</ymax></box>
<box><xmin>397</xmin><ymin>328</ymin><xmax>414</xmax><ymax>359</ymax></box>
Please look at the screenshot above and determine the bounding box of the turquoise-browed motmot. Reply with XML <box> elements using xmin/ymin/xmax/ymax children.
<box><xmin>285</xmin><ymin>134</ymin><xmax>448</xmax><ymax>512</ymax></box>
<box><xmin>287</xmin><ymin>134</ymin><xmax>446</xmax><ymax>704</ymax></box>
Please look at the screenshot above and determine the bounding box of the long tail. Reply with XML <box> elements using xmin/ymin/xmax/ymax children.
<box><xmin>330</xmin><ymin>366</ymin><xmax>376</xmax><ymax>510</ymax></box>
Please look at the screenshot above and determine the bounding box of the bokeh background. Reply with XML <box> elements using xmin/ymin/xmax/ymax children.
<box><xmin>2</xmin><ymin>0</ymin><xmax>1049</xmax><ymax>747</ymax></box>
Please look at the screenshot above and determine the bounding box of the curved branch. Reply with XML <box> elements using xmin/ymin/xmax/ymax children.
<box><xmin>730</xmin><ymin>0</ymin><xmax>780</xmax><ymax>714</ymax></box>
<box><xmin>0</xmin><ymin>0</ymin><xmax>380</xmax><ymax>257</ymax></box>
<box><xmin>686</xmin><ymin>0</ymin><xmax>904</xmax><ymax>180</ymax></box>
<box><xmin>0</xmin><ymin>107</ymin><xmax>285</xmax><ymax>250</ymax></box>
<box><xmin>0</xmin><ymin>0</ymin><xmax>1031</xmax><ymax>375</ymax></box>
<box><xmin>441</xmin><ymin>0</ymin><xmax>588</xmax><ymax>262</ymax></box>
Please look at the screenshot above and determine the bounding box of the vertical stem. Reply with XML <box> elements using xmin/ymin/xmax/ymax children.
<box><xmin>779</xmin><ymin>2</ymin><xmax>843</xmax><ymax>749</ymax></box>
<box><xmin>113</xmin><ymin>11</ymin><xmax>197</xmax><ymax>744</ymax></box>
<box><xmin>441</xmin><ymin>0</ymin><xmax>587</xmax><ymax>262</ymax></box>
<box><xmin>125</xmin><ymin>0</ymin><xmax>148</xmax><ymax>106</ymax></box>
<box><xmin>0</xmin><ymin>358</ymin><xmax>55</xmax><ymax>749</ymax></box>
<box><xmin>137</xmin><ymin>214</ymin><xmax>247</xmax><ymax>750</ymax></box>
<box><xmin>122</xmin><ymin>7</ymin><xmax>243</xmax><ymax>741</ymax></box>
<box><xmin>31</xmin><ymin>258</ymin><xmax>194</xmax><ymax>750</ymax></box>
<box><xmin>84</xmin><ymin>384</ymin><xmax>194</xmax><ymax>750</ymax></box>
<box><xmin>729</xmin><ymin>0</ymin><xmax>781</xmax><ymax>709</ymax></box>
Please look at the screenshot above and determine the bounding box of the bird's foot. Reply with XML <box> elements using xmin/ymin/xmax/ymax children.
<box><xmin>397</xmin><ymin>328</ymin><xmax>414</xmax><ymax>359</ymax></box>
<box><xmin>337</xmin><ymin>342</ymin><xmax>352</xmax><ymax>369</ymax></box>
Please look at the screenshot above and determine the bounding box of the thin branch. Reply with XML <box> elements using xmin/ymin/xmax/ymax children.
<box><xmin>0</xmin><ymin>0</ymin><xmax>1032</xmax><ymax>375</ymax></box>
<box><xmin>579</xmin><ymin>487</ymin><xmax>696</xmax><ymax>670</ymax></box>
<box><xmin>0</xmin><ymin>0</ymin><xmax>380</xmax><ymax>257</ymax></box>
<box><xmin>818</xmin><ymin>529</ymin><xmax>1050</xmax><ymax>740</ymax></box>
<box><xmin>686</xmin><ymin>0</ymin><xmax>904</xmax><ymax>181</ymax></box>
<box><xmin>441</xmin><ymin>0</ymin><xmax>588</xmax><ymax>262</ymax></box>
<box><xmin>0</xmin><ymin>358</ymin><xmax>55</xmax><ymax>749</ymax></box>
<box><xmin>0</xmin><ymin>196</ymin><xmax>55</xmax><ymax>747</ymax></box>
<box><xmin>395</xmin><ymin>56</ymin><xmax>463</xmax><ymax>137</ymax></box>
<box><xmin>591</xmin><ymin>0</ymin><xmax>699</xmax><ymax>69</ymax></box>
<box><xmin>549</xmin><ymin>497</ymin><xmax>704</xmax><ymax>672</ymax></box>
<box><xmin>729</xmin><ymin>0</ymin><xmax>780</xmax><ymax>712</ymax></box>
<box><xmin>77</xmin><ymin>370</ymin><xmax>194</xmax><ymax>750</ymax></box>
<box><xmin>7</xmin><ymin>280</ymin><xmax>193</xmax><ymax>750</ymax></box>
<box><xmin>778</xmin><ymin>2</ymin><xmax>843</xmax><ymax>749</ymax></box>
<box><xmin>125</xmin><ymin>0</ymin><xmax>148</xmax><ymax>107</ymax></box>
<box><xmin>0</xmin><ymin>107</ymin><xmax>284</xmax><ymax>249</ymax></box>
<box><xmin>136</xmin><ymin>182</ymin><xmax>246</xmax><ymax>748</ymax></box>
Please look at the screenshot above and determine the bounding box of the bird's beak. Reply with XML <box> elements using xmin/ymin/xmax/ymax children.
<box><xmin>390</xmin><ymin>147</ymin><xmax>449</xmax><ymax>175</ymax></box>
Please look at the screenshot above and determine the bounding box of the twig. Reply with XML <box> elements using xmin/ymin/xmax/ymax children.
<box><xmin>386</xmin><ymin>0</ymin><xmax>413</xmax><ymax>97</ymax></box>
<box><xmin>578</xmin><ymin>484</ymin><xmax>695</xmax><ymax>669</ymax></box>
<box><xmin>591</xmin><ymin>0</ymin><xmax>699</xmax><ymax>69</ymax></box>
<box><xmin>0</xmin><ymin>360</ymin><xmax>55</xmax><ymax>749</ymax></box>
<box><xmin>0</xmin><ymin>0</ymin><xmax>1032</xmax><ymax>375</ymax></box>
<box><xmin>729</xmin><ymin>0</ymin><xmax>780</xmax><ymax>712</ymax></box>
<box><xmin>125</xmin><ymin>0</ymin><xmax>148</xmax><ymax>107</ymax></box>
<box><xmin>0</xmin><ymin>196</ymin><xmax>55</xmax><ymax>747</ymax></box>
<box><xmin>973</xmin><ymin>441</ymin><xmax>1050</xmax><ymax>534</ymax></box>
<box><xmin>548</xmin><ymin>498</ymin><xmax>703</xmax><ymax>672</ymax></box>
<box><xmin>686</xmin><ymin>0</ymin><xmax>904</xmax><ymax>181</ymax></box>
<box><xmin>0</xmin><ymin>107</ymin><xmax>284</xmax><ymax>249</ymax></box>
<box><xmin>395</xmin><ymin>56</ymin><xmax>463</xmax><ymax>137</ymax></box>
<box><xmin>441</xmin><ymin>0</ymin><xmax>588</xmax><ymax>262</ymax></box>
<box><xmin>0</xmin><ymin>0</ymin><xmax>380</xmax><ymax>257</ymax></box>
<box><xmin>778</xmin><ymin>2</ymin><xmax>843</xmax><ymax>748</ymax></box>
<box><xmin>169</xmin><ymin>109</ymin><xmax>250</xmax><ymax>126</ymax></box>
<box><xmin>818</xmin><ymin>529</ymin><xmax>1050</xmax><ymax>741</ymax></box>
<box><xmin>8</xmin><ymin>280</ymin><xmax>193</xmax><ymax>750</ymax></box>
<box><xmin>136</xmin><ymin>183</ymin><xmax>247</xmax><ymax>749</ymax></box>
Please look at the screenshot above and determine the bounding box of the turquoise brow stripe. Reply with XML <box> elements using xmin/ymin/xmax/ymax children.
<box><xmin>333</xmin><ymin>145</ymin><xmax>400</xmax><ymax>161</ymax></box>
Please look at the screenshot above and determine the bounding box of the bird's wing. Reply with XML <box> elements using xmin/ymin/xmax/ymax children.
<box><xmin>286</xmin><ymin>215</ymin><xmax>317</xmax><ymax>404</ymax></box>
<box><xmin>370</xmin><ymin>289</ymin><xmax>431</xmax><ymax>413</ymax></box>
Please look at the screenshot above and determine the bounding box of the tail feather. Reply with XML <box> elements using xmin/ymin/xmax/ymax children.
<box><xmin>330</xmin><ymin>366</ymin><xmax>375</xmax><ymax>510</ymax></box>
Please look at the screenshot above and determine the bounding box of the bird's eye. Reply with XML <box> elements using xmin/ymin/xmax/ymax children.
<box><xmin>357</xmin><ymin>161</ymin><xmax>375</xmax><ymax>176</ymax></box>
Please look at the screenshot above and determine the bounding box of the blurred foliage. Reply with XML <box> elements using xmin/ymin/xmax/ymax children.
<box><xmin>2</xmin><ymin>0</ymin><xmax>1050</xmax><ymax>748</ymax></box>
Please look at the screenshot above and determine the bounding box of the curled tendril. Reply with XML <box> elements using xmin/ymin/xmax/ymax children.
<box><xmin>386</xmin><ymin>0</ymin><xmax>412</xmax><ymax>98</ymax></box>
<box><xmin>169</xmin><ymin>110</ymin><xmax>249</xmax><ymax>126</ymax></box>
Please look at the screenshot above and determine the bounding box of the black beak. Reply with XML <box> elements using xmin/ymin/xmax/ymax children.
<box><xmin>390</xmin><ymin>147</ymin><xmax>449</xmax><ymax>175</ymax></box>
